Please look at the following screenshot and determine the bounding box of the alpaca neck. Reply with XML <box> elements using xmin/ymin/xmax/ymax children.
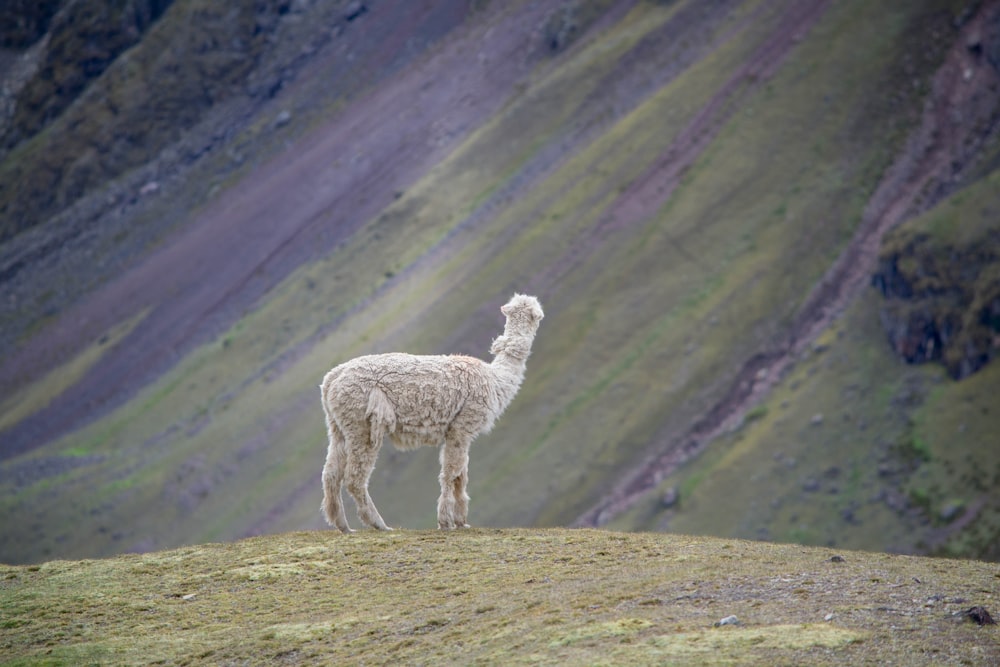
<box><xmin>491</xmin><ymin>347</ymin><xmax>529</xmax><ymax>376</ymax></box>
<box><xmin>489</xmin><ymin>332</ymin><xmax>534</xmax><ymax>409</ymax></box>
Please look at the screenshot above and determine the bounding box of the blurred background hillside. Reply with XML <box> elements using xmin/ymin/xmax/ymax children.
<box><xmin>1</xmin><ymin>0</ymin><xmax>998</xmax><ymax>564</ymax></box>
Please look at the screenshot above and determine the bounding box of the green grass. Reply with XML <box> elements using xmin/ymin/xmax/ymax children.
<box><xmin>1</xmin><ymin>529</ymin><xmax>997</xmax><ymax>665</ymax></box>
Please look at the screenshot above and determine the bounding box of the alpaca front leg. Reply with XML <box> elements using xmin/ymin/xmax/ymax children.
<box><xmin>453</xmin><ymin>464</ymin><xmax>471</xmax><ymax>528</ymax></box>
<box><xmin>436</xmin><ymin>474</ymin><xmax>458</xmax><ymax>530</ymax></box>
<box><xmin>438</xmin><ymin>438</ymin><xmax>470</xmax><ymax>529</ymax></box>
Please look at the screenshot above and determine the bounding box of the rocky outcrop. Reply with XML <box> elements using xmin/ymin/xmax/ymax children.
<box><xmin>0</xmin><ymin>0</ymin><xmax>65</xmax><ymax>48</ymax></box>
<box><xmin>873</xmin><ymin>228</ymin><xmax>1000</xmax><ymax>379</ymax></box>
<box><xmin>0</xmin><ymin>0</ymin><xmax>291</xmax><ymax>244</ymax></box>
<box><xmin>1</xmin><ymin>0</ymin><xmax>176</xmax><ymax>152</ymax></box>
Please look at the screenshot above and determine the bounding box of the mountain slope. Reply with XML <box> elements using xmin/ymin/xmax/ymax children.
<box><xmin>1</xmin><ymin>0</ymin><xmax>999</xmax><ymax>564</ymax></box>
<box><xmin>613</xmin><ymin>167</ymin><xmax>1000</xmax><ymax>560</ymax></box>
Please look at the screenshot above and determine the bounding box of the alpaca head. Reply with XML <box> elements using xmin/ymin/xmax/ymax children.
<box><xmin>490</xmin><ymin>294</ymin><xmax>543</xmax><ymax>357</ymax></box>
<box><xmin>499</xmin><ymin>294</ymin><xmax>544</xmax><ymax>336</ymax></box>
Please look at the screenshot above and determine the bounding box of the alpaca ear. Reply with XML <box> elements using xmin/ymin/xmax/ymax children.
<box><xmin>501</xmin><ymin>304</ymin><xmax>511</xmax><ymax>316</ymax></box>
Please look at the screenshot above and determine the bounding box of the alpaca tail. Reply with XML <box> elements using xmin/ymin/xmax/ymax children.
<box><xmin>365</xmin><ymin>385</ymin><xmax>396</xmax><ymax>433</ymax></box>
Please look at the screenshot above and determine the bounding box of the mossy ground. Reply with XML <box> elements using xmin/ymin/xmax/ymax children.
<box><xmin>1</xmin><ymin>529</ymin><xmax>997</xmax><ymax>665</ymax></box>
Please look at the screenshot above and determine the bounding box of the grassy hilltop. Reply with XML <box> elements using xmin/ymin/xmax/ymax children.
<box><xmin>1</xmin><ymin>529</ymin><xmax>998</xmax><ymax>665</ymax></box>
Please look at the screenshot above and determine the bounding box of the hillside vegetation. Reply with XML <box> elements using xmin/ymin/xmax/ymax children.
<box><xmin>0</xmin><ymin>0</ymin><xmax>998</xmax><ymax>565</ymax></box>
<box><xmin>1</xmin><ymin>529</ymin><xmax>998</xmax><ymax>665</ymax></box>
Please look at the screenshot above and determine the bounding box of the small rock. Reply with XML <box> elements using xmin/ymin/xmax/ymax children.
<box><xmin>966</xmin><ymin>31</ymin><xmax>982</xmax><ymax>54</ymax></box>
<box><xmin>803</xmin><ymin>477</ymin><xmax>820</xmax><ymax>493</ymax></box>
<box><xmin>885</xmin><ymin>490</ymin><xmax>909</xmax><ymax>512</ymax></box>
<box><xmin>714</xmin><ymin>615</ymin><xmax>739</xmax><ymax>627</ymax></box>
<box><xmin>344</xmin><ymin>1</ymin><xmax>366</xmax><ymax>20</ymax></box>
<box><xmin>828</xmin><ymin>555</ymin><xmax>845</xmax><ymax>563</ymax></box>
<box><xmin>824</xmin><ymin>613</ymin><xmax>835</xmax><ymax>621</ymax></box>
<box><xmin>181</xmin><ymin>593</ymin><xmax>197</xmax><ymax>601</ymax></box>
<box><xmin>810</xmin><ymin>413</ymin><xmax>824</xmax><ymax>426</ymax></box>
<box><xmin>939</xmin><ymin>501</ymin><xmax>964</xmax><ymax>523</ymax></box>
<box><xmin>660</xmin><ymin>487</ymin><xmax>679</xmax><ymax>509</ymax></box>
<box><xmin>960</xmin><ymin>606</ymin><xmax>996</xmax><ymax>626</ymax></box>
<box><xmin>139</xmin><ymin>181</ymin><xmax>160</xmax><ymax>196</ymax></box>
<box><xmin>273</xmin><ymin>110</ymin><xmax>292</xmax><ymax>128</ymax></box>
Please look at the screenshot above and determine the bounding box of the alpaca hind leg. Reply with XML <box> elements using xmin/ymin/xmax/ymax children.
<box><xmin>344</xmin><ymin>424</ymin><xmax>391</xmax><ymax>530</ymax></box>
<box><xmin>453</xmin><ymin>457</ymin><xmax>471</xmax><ymax>528</ymax></box>
<box><xmin>321</xmin><ymin>419</ymin><xmax>352</xmax><ymax>532</ymax></box>
<box><xmin>438</xmin><ymin>436</ymin><xmax>470</xmax><ymax>529</ymax></box>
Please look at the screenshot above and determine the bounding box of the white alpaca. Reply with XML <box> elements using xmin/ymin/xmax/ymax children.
<box><xmin>319</xmin><ymin>294</ymin><xmax>544</xmax><ymax>531</ymax></box>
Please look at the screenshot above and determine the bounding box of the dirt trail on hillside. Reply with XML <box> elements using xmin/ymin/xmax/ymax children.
<box><xmin>0</xmin><ymin>1</ymin><xmax>566</xmax><ymax>460</ymax></box>
<box><xmin>576</xmin><ymin>1</ymin><xmax>1000</xmax><ymax>527</ymax></box>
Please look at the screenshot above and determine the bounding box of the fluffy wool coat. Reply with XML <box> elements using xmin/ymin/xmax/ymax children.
<box><xmin>320</xmin><ymin>294</ymin><xmax>543</xmax><ymax>531</ymax></box>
